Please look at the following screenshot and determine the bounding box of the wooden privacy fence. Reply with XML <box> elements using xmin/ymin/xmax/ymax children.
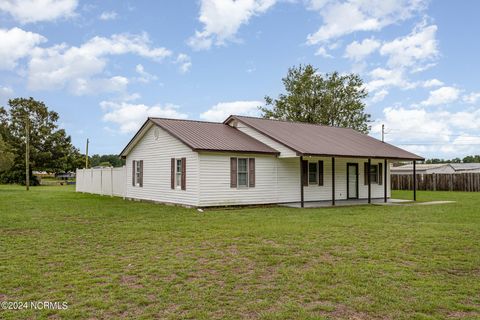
<box><xmin>76</xmin><ymin>167</ymin><xmax>127</xmax><ymax>197</ymax></box>
<box><xmin>391</xmin><ymin>173</ymin><xmax>480</xmax><ymax>192</ymax></box>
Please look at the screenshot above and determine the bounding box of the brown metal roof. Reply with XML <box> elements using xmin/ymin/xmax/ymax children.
<box><xmin>149</xmin><ymin>118</ymin><xmax>279</xmax><ymax>155</ymax></box>
<box><xmin>225</xmin><ymin>115</ymin><xmax>424</xmax><ymax>160</ymax></box>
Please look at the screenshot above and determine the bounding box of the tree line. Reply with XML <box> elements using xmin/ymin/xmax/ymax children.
<box><xmin>0</xmin><ymin>98</ymin><xmax>124</xmax><ymax>185</ymax></box>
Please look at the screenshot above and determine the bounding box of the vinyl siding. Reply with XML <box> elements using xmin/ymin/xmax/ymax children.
<box><xmin>125</xmin><ymin>125</ymin><xmax>199</xmax><ymax>206</ymax></box>
<box><xmin>198</xmin><ymin>152</ymin><xmax>278</xmax><ymax>206</ymax></box>
<box><xmin>234</xmin><ymin>122</ymin><xmax>297</xmax><ymax>157</ymax></box>
<box><xmin>197</xmin><ymin>154</ymin><xmax>390</xmax><ymax>206</ymax></box>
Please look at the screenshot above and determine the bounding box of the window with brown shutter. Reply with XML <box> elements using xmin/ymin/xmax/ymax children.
<box><xmin>132</xmin><ymin>160</ymin><xmax>136</xmax><ymax>186</ymax></box>
<box><xmin>139</xmin><ymin>160</ymin><xmax>143</xmax><ymax>187</ymax></box>
<box><xmin>181</xmin><ymin>157</ymin><xmax>186</xmax><ymax>190</ymax></box>
<box><xmin>318</xmin><ymin>160</ymin><xmax>324</xmax><ymax>186</ymax></box>
<box><xmin>302</xmin><ymin>160</ymin><xmax>308</xmax><ymax>186</ymax></box>
<box><xmin>170</xmin><ymin>158</ymin><xmax>175</xmax><ymax>189</ymax></box>
<box><xmin>378</xmin><ymin>163</ymin><xmax>383</xmax><ymax>185</ymax></box>
<box><xmin>248</xmin><ymin>158</ymin><xmax>255</xmax><ymax>187</ymax></box>
<box><xmin>230</xmin><ymin>157</ymin><xmax>237</xmax><ymax>188</ymax></box>
<box><xmin>364</xmin><ymin>162</ymin><xmax>368</xmax><ymax>185</ymax></box>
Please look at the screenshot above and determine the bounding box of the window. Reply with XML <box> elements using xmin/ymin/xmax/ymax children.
<box><xmin>308</xmin><ymin>162</ymin><xmax>317</xmax><ymax>184</ymax></box>
<box><xmin>237</xmin><ymin>158</ymin><xmax>248</xmax><ymax>187</ymax></box>
<box><xmin>136</xmin><ymin>161</ymin><xmax>141</xmax><ymax>186</ymax></box>
<box><xmin>176</xmin><ymin>159</ymin><xmax>182</xmax><ymax>188</ymax></box>
<box><xmin>370</xmin><ymin>165</ymin><xmax>378</xmax><ymax>183</ymax></box>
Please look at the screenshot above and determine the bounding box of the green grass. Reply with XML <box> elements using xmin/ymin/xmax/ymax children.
<box><xmin>1</xmin><ymin>185</ymin><xmax>479</xmax><ymax>319</ymax></box>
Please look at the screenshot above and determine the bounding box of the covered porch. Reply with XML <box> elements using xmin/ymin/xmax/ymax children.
<box><xmin>297</xmin><ymin>155</ymin><xmax>420</xmax><ymax>208</ymax></box>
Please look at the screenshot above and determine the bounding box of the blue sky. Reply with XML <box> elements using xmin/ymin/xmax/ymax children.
<box><xmin>1</xmin><ymin>0</ymin><xmax>479</xmax><ymax>159</ymax></box>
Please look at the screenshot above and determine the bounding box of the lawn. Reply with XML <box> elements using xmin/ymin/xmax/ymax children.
<box><xmin>0</xmin><ymin>185</ymin><xmax>479</xmax><ymax>319</ymax></box>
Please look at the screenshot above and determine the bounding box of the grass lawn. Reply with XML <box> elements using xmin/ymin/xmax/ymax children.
<box><xmin>1</xmin><ymin>185</ymin><xmax>479</xmax><ymax>319</ymax></box>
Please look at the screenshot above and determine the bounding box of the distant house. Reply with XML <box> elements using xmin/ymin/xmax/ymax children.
<box><xmin>115</xmin><ymin>115</ymin><xmax>423</xmax><ymax>207</ymax></box>
<box><xmin>391</xmin><ymin>163</ymin><xmax>480</xmax><ymax>175</ymax></box>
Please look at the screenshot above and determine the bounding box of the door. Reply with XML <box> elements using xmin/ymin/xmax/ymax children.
<box><xmin>347</xmin><ymin>163</ymin><xmax>358</xmax><ymax>199</ymax></box>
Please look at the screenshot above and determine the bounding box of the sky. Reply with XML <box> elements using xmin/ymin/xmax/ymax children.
<box><xmin>1</xmin><ymin>0</ymin><xmax>479</xmax><ymax>159</ymax></box>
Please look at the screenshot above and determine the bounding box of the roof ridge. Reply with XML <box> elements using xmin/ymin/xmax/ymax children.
<box><xmin>149</xmin><ymin>117</ymin><xmax>222</xmax><ymax>125</ymax></box>
<box><xmin>232</xmin><ymin>114</ymin><xmax>356</xmax><ymax>131</ymax></box>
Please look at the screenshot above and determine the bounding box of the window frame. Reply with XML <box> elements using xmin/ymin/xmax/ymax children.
<box><xmin>175</xmin><ymin>158</ymin><xmax>182</xmax><ymax>189</ymax></box>
<box><xmin>237</xmin><ymin>158</ymin><xmax>249</xmax><ymax>188</ymax></box>
<box><xmin>308</xmin><ymin>162</ymin><xmax>318</xmax><ymax>185</ymax></box>
<box><xmin>369</xmin><ymin>164</ymin><xmax>379</xmax><ymax>184</ymax></box>
<box><xmin>135</xmin><ymin>160</ymin><xmax>142</xmax><ymax>187</ymax></box>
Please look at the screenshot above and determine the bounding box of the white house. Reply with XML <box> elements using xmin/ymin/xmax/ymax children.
<box><xmin>116</xmin><ymin>115</ymin><xmax>424</xmax><ymax>207</ymax></box>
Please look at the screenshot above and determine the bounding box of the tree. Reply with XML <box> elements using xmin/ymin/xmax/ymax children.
<box><xmin>0</xmin><ymin>97</ymin><xmax>82</xmax><ymax>184</ymax></box>
<box><xmin>0</xmin><ymin>134</ymin><xmax>14</xmax><ymax>172</ymax></box>
<box><xmin>89</xmin><ymin>154</ymin><xmax>125</xmax><ymax>167</ymax></box>
<box><xmin>463</xmin><ymin>155</ymin><xmax>480</xmax><ymax>163</ymax></box>
<box><xmin>260</xmin><ymin>64</ymin><xmax>371</xmax><ymax>133</ymax></box>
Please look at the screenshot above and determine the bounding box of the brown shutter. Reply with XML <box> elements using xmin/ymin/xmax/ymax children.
<box><xmin>171</xmin><ymin>158</ymin><xmax>175</xmax><ymax>189</ymax></box>
<box><xmin>364</xmin><ymin>162</ymin><xmax>368</xmax><ymax>185</ymax></box>
<box><xmin>249</xmin><ymin>158</ymin><xmax>255</xmax><ymax>187</ymax></box>
<box><xmin>139</xmin><ymin>160</ymin><xmax>143</xmax><ymax>187</ymax></box>
<box><xmin>302</xmin><ymin>160</ymin><xmax>308</xmax><ymax>186</ymax></box>
<box><xmin>378</xmin><ymin>163</ymin><xmax>383</xmax><ymax>185</ymax></box>
<box><xmin>230</xmin><ymin>157</ymin><xmax>237</xmax><ymax>188</ymax></box>
<box><xmin>132</xmin><ymin>160</ymin><xmax>136</xmax><ymax>186</ymax></box>
<box><xmin>318</xmin><ymin>160</ymin><xmax>324</xmax><ymax>186</ymax></box>
<box><xmin>181</xmin><ymin>157</ymin><xmax>186</xmax><ymax>190</ymax></box>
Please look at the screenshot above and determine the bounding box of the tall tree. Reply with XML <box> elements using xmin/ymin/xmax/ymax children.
<box><xmin>0</xmin><ymin>134</ymin><xmax>14</xmax><ymax>172</ymax></box>
<box><xmin>0</xmin><ymin>97</ymin><xmax>82</xmax><ymax>184</ymax></box>
<box><xmin>260</xmin><ymin>64</ymin><xmax>371</xmax><ymax>133</ymax></box>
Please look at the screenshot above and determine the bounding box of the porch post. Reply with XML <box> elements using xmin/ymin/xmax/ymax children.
<box><xmin>413</xmin><ymin>160</ymin><xmax>417</xmax><ymax>201</ymax></box>
<box><xmin>300</xmin><ymin>156</ymin><xmax>304</xmax><ymax>208</ymax></box>
<box><xmin>367</xmin><ymin>158</ymin><xmax>371</xmax><ymax>203</ymax></box>
<box><xmin>384</xmin><ymin>158</ymin><xmax>388</xmax><ymax>203</ymax></box>
<box><xmin>332</xmin><ymin>157</ymin><xmax>335</xmax><ymax>206</ymax></box>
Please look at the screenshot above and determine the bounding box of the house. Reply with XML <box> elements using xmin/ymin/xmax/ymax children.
<box><xmin>391</xmin><ymin>163</ymin><xmax>455</xmax><ymax>175</ymax></box>
<box><xmin>119</xmin><ymin>115</ymin><xmax>424</xmax><ymax>207</ymax></box>
<box><xmin>391</xmin><ymin>163</ymin><xmax>480</xmax><ymax>175</ymax></box>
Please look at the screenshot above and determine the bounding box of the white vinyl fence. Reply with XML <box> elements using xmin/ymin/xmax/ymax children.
<box><xmin>76</xmin><ymin>166</ymin><xmax>126</xmax><ymax>197</ymax></box>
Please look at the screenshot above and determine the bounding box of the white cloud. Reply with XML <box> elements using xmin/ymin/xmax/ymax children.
<box><xmin>0</xmin><ymin>0</ymin><xmax>78</xmax><ymax>23</ymax></box>
<box><xmin>0</xmin><ymin>86</ymin><xmax>14</xmax><ymax>100</ymax></box>
<box><xmin>175</xmin><ymin>53</ymin><xmax>192</xmax><ymax>73</ymax></box>
<box><xmin>99</xmin><ymin>11</ymin><xmax>117</xmax><ymax>20</ymax></box>
<box><xmin>70</xmin><ymin>76</ymin><xmax>128</xmax><ymax>96</ymax></box>
<box><xmin>0</xmin><ymin>27</ymin><xmax>46</xmax><ymax>70</ymax></box>
<box><xmin>134</xmin><ymin>64</ymin><xmax>158</xmax><ymax>83</ymax></box>
<box><xmin>307</xmin><ymin>0</ymin><xmax>427</xmax><ymax>45</ymax></box>
<box><xmin>188</xmin><ymin>0</ymin><xmax>277</xmax><ymax>50</ymax></box>
<box><xmin>344</xmin><ymin>37</ymin><xmax>380</xmax><ymax>61</ymax></box>
<box><xmin>101</xmin><ymin>100</ymin><xmax>188</xmax><ymax>133</ymax></box>
<box><xmin>370</xmin><ymin>89</ymin><xmax>388</xmax><ymax>103</ymax></box>
<box><xmin>420</xmin><ymin>86</ymin><xmax>460</xmax><ymax>106</ymax></box>
<box><xmin>422</xmin><ymin>78</ymin><xmax>444</xmax><ymax>88</ymax></box>
<box><xmin>380</xmin><ymin>23</ymin><xmax>438</xmax><ymax>69</ymax></box>
<box><xmin>315</xmin><ymin>46</ymin><xmax>333</xmax><ymax>58</ymax></box>
<box><xmin>373</xmin><ymin>106</ymin><xmax>480</xmax><ymax>157</ymax></box>
<box><xmin>200</xmin><ymin>100</ymin><xmax>263</xmax><ymax>122</ymax></box>
<box><xmin>463</xmin><ymin>92</ymin><xmax>480</xmax><ymax>104</ymax></box>
<box><xmin>27</xmin><ymin>32</ymin><xmax>171</xmax><ymax>94</ymax></box>
<box><xmin>366</xmin><ymin>67</ymin><xmax>415</xmax><ymax>92</ymax></box>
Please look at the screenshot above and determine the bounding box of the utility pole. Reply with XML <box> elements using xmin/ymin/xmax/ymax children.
<box><xmin>382</xmin><ymin>124</ymin><xmax>385</xmax><ymax>142</ymax></box>
<box><xmin>25</xmin><ymin>116</ymin><xmax>30</xmax><ymax>191</ymax></box>
<box><xmin>85</xmin><ymin>138</ymin><xmax>89</xmax><ymax>169</ymax></box>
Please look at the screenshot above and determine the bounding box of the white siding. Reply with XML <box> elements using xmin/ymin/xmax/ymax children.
<box><xmin>197</xmin><ymin>155</ymin><xmax>391</xmax><ymax>206</ymax></box>
<box><xmin>234</xmin><ymin>122</ymin><xmax>297</xmax><ymax>157</ymax></box>
<box><xmin>125</xmin><ymin>125</ymin><xmax>199</xmax><ymax>206</ymax></box>
<box><xmin>198</xmin><ymin>152</ymin><xmax>278</xmax><ymax>206</ymax></box>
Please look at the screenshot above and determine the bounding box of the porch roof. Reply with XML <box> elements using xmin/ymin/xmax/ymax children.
<box><xmin>225</xmin><ymin>115</ymin><xmax>424</xmax><ymax>161</ymax></box>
